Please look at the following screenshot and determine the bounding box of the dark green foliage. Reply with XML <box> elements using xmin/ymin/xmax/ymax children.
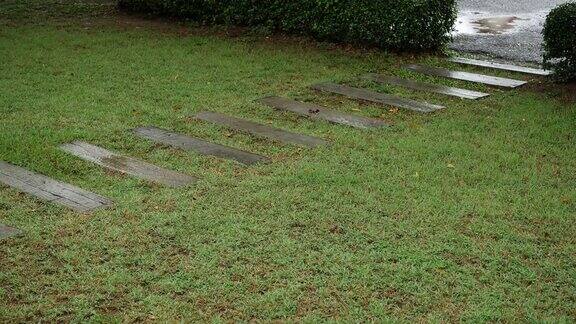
<box><xmin>117</xmin><ymin>0</ymin><xmax>456</xmax><ymax>51</ymax></box>
<box><xmin>543</xmin><ymin>3</ymin><xmax>576</xmax><ymax>82</ymax></box>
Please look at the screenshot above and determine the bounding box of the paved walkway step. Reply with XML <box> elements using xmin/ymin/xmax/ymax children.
<box><xmin>60</xmin><ymin>141</ymin><xmax>197</xmax><ymax>188</ymax></box>
<box><xmin>0</xmin><ymin>224</ymin><xmax>22</xmax><ymax>240</ymax></box>
<box><xmin>449</xmin><ymin>57</ymin><xmax>552</xmax><ymax>76</ymax></box>
<box><xmin>363</xmin><ymin>74</ymin><xmax>489</xmax><ymax>100</ymax></box>
<box><xmin>134</xmin><ymin>126</ymin><xmax>270</xmax><ymax>166</ymax></box>
<box><xmin>311</xmin><ymin>82</ymin><xmax>444</xmax><ymax>113</ymax></box>
<box><xmin>195</xmin><ymin>111</ymin><xmax>328</xmax><ymax>148</ymax></box>
<box><xmin>406</xmin><ymin>64</ymin><xmax>527</xmax><ymax>88</ymax></box>
<box><xmin>0</xmin><ymin>161</ymin><xmax>112</xmax><ymax>212</ymax></box>
<box><xmin>259</xmin><ymin>96</ymin><xmax>389</xmax><ymax>129</ymax></box>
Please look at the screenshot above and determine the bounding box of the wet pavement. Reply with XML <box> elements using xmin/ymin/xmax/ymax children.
<box><xmin>450</xmin><ymin>0</ymin><xmax>571</xmax><ymax>63</ymax></box>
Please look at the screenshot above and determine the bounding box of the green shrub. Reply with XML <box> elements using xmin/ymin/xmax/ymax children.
<box><xmin>117</xmin><ymin>0</ymin><xmax>456</xmax><ymax>51</ymax></box>
<box><xmin>543</xmin><ymin>3</ymin><xmax>576</xmax><ymax>82</ymax></box>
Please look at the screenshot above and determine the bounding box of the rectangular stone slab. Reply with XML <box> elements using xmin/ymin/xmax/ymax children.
<box><xmin>0</xmin><ymin>224</ymin><xmax>22</xmax><ymax>240</ymax></box>
<box><xmin>259</xmin><ymin>96</ymin><xmax>389</xmax><ymax>129</ymax></box>
<box><xmin>133</xmin><ymin>126</ymin><xmax>270</xmax><ymax>166</ymax></box>
<box><xmin>60</xmin><ymin>141</ymin><xmax>197</xmax><ymax>188</ymax></box>
<box><xmin>448</xmin><ymin>57</ymin><xmax>552</xmax><ymax>76</ymax></box>
<box><xmin>195</xmin><ymin>111</ymin><xmax>328</xmax><ymax>148</ymax></box>
<box><xmin>406</xmin><ymin>64</ymin><xmax>527</xmax><ymax>88</ymax></box>
<box><xmin>363</xmin><ymin>73</ymin><xmax>490</xmax><ymax>100</ymax></box>
<box><xmin>310</xmin><ymin>82</ymin><xmax>445</xmax><ymax>113</ymax></box>
<box><xmin>0</xmin><ymin>161</ymin><xmax>112</xmax><ymax>212</ymax></box>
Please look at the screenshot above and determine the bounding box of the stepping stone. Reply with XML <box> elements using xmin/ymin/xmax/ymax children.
<box><xmin>134</xmin><ymin>126</ymin><xmax>270</xmax><ymax>166</ymax></box>
<box><xmin>406</xmin><ymin>64</ymin><xmax>527</xmax><ymax>88</ymax></box>
<box><xmin>310</xmin><ymin>82</ymin><xmax>444</xmax><ymax>113</ymax></box>
<box><xmin>0</xmin><ymin>161</ymin><xmax>112</xmax><ymax>212</ymax></box>
<box><xmin>0</xmin><ymin>224</ymin><xmax>22</xmax><ymax>240</ymax></box>
<box><xmin>448</xmin><ymin>57</ymin><xmax>552</xmax><ymax>76</ymax></box>
<box><xmin>60</xmin><ymin>141</ymin><xmax>197</xmax><ymax>188</ymax></box>
<box><xmin>362</xmin><ymin>73</ymin><xmax>489</xmax><ymax>100</ymax></box>
<box><xmin>259</xmin><ymin>96</ymin><xmax>389</xmax><ymax>129</ymax></box>
<box><xmin>195</xmin><ymin>111</ymin><xmax>328</xmax><ymax>148</ymax></box>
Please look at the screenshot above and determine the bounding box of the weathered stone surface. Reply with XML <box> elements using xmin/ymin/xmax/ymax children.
<box><xmin>311</xmin><ymin>82</ymin><xmax>445</xmax><ymax>113</ymax></box>
<box><xmin>134</xmin><ymin>126</ymin><xmax>270</xmax><ymax>165</ymax></box>
<box><xmin>449</xmin><ymin>57</ymin><xmax>552</xmax><ymax>76</ymax></box>
<box><xmin>363</xmin><ymin>74</ymin><xmax>490</xmax><ymax>100</ymax></box>
<box><xmin>259</xmin><ymin>96</ymin><xmax>389</xmax><ymax>129</ymax></box>
<box><xmin>0</xmin><ymin>224</ymin><xmax>22</xmax><ymax>240</ymax></box>
<box><xmin>60</xmin><ymin>141</ymin><xmax>197</xmax><ymax>188</ymax></box>
<box><xmin>0</xmin><ymin>161</ymin><xmax>112</xmax><ymax>212</ymax></box>
<box><xmin>195</xmin><ymin>111</ymin><xmax>328</xmax><ymax>147</ymax></box>
<box><xmin>406</xmin><ymin>64</ymin><xmax>527</xmax><ymax>88</ymax></box>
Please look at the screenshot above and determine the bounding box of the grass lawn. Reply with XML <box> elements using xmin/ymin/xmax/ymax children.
<box><xmin>0</xmin><ymin>0</ymin><xmax>575</xmax><ymax>321</ymax></box>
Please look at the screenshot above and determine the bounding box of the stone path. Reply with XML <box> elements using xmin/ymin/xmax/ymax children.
<box><xmin>134</xmin><ymin>126</ymin><xmax>270</xmax><ymax>165</ymax></box>
<box><xmin>0</xmin><ymin>223</ymin><xmax>22</xmax><ymax>240</ymax></box>
<box><xmin>311</xmin><ymin>83</ymin><xmax>445</xmax><ymax>113</ymax></box>
<box><xmin>1</xmin><ymin>54</ymin><xmax>549</xmax><ymax>240</ymax></box>
<box><xmin>260</xmin><ymin>96</ymin><xmax>389</xmax><ymax>129</ymax></box>
<box><xmin>406</xmin><ymin>64</ymin><xmax>527</xmax><ymax>88</ymax></box>
<box><xmin>448</xmin><ymin>57</ymin><xmax>552</xmax><ymax>75</ymax></box>
<box><xmin>195</xmin><ymin>111</ymin><xmax>328</xmax><ymax>148</ymax></box>
<box><xmin>363</xmin><ymin>74</ymin><xmax>490</xmax><ymax>100</ymax></box>
<box><xmin>0</xmin><ymin>161</ymin><xmax>112</xmax><ymax>212</ymax></box>
<box><xmin>60</xmin><ymin>141</ymin><xmax>197</xmax><ymax>188</ymax></box>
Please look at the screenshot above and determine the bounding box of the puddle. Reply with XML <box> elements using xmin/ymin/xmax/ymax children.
<box><xmin>473</xmin><ymin>16</ymin><xmax>523</xmax><ymax>34</ymax></box>
<box><xmin>454</xmin><ymin>11</ymin><xmax>543</xmax><ymax>35</ymax></box>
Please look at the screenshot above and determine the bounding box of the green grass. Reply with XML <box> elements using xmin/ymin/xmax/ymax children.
<box><xmin>0</xmin><ymin>1</ymin><xmax>575</xmax><ymax>321</ymax></box>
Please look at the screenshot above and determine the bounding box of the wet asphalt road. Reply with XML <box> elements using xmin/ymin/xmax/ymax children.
<box><xmin>451</xmin><ymin>0</ymin><xmax>572</xmax><ymax>63</ymax></box>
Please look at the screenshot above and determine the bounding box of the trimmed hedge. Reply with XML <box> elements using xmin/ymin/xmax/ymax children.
<box><xmin>118</xmin><ymin>0</ymin><xmax>456</xmax><ymax>51</ymax></box>
<box><xmin>543</xmin><ymin>3</ymin><xmax>576</xmax><ymax>82</ymax></box>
